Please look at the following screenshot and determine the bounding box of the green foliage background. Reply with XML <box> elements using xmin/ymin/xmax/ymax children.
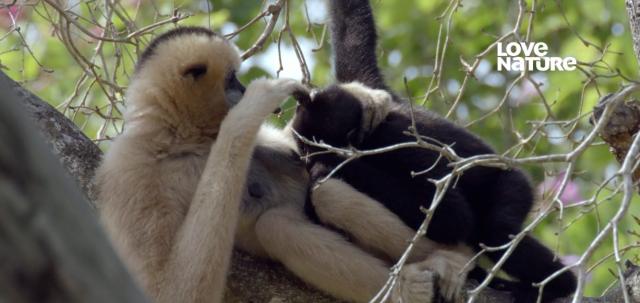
<box><xmin>1</xmin><ymin>0</ymin><xmax>640</xmax><ymax>296</ymax></box>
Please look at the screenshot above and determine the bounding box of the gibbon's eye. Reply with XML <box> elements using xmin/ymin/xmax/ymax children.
<box><xmin>182</xmin><ymin>63</ymin><xmax>208</xmax><ymax>79</ymax></box>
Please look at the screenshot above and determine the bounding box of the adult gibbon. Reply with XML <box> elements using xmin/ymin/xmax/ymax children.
<box><xmin>292</xmin><ymin>0</ymin><xmax>577</xmax><ymax>302</ymax></box>
<box><xmin>95</xmin><ymin>26</ymin><xmax>443</xmax><ymax>303</ymax></box>
<box><xmin>95</xmin><ymin>27</ymin><xmax>306</xmax><ymax>303</ymax></box>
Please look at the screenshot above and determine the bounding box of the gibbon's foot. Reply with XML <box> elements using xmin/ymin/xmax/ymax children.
<box><xmin>392</xmin><ymin>263</ymin><xmax>437</xmax><ymax>303</ymax></box>
<box><xmin>410</xmin><ymin>248</ymin><xmax>471</xmax><ymax>302</ymax></box>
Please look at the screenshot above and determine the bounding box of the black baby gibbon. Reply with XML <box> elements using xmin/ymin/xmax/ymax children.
<box><xmin>291</xmin><ymin>0</ymin><xmax>577</xmax><ymax>302</ymax></box>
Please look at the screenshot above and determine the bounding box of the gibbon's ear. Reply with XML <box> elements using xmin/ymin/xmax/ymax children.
<box><xmin>293</xmin><ymin>87</ymin><xmax>312</xmax><ymax>107</ymax></box>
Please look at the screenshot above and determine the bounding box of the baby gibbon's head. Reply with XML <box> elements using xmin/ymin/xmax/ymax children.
<box><xmin>125</xmin><ymin>27</ymin><xmax>244</xmax><ymax>137</ymax></box>
<box><xmin>292</xmin><ymin>82</ymin><xmax>392</xmax><ymax>149</ymax></box>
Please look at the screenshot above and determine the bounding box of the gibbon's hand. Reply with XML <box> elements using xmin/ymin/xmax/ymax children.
<box><xmin>242</xmin><ymin>78</ymin><xmax>308</xmax><ymax>116</ymax></box>
<box><xmin>407</xmin><ymin>248</ymin><xmax>472</xmax><ymax>302</ymax></box>
<box><xmin>392</xmin><ymin>265</ymin><xmax>438</xmax><ymax>303</ymax></box>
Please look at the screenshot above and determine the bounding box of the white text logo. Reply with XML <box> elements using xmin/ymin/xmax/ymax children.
<box><xmin>496</xmin><ymin>42</ymin><xmax>576</xmax><ymax>72</ymax></box>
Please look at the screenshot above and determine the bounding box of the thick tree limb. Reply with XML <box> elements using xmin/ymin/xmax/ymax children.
<box><xmin>4</xmin><ymin>69</ymin><xmax>640</xmax><ymax>302</ymax></box>
<box><xmin>591</xmin><ymin>93</ymin><xmax>640</xmax><ymax>184</ymax></box>
<box><xmin>3</xmin><ymin>72</ymin><xmax>102</xmax><ymax>204</ymax></box>
<box><xmin>0</xmin><ymin>72</ymin><xmax>148</xmax><ymax>303</ymax></box>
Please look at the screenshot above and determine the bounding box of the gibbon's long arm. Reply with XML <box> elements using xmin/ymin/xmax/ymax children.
<box><xmin>255</xmin><ymin>205</ymin><xmax>436</xmax><ymax>303</ymax></box>
<box><xmin>255</xmin><ymin>206</ymin><xmax>390</xmax><ymax>303</ymax></box>
<box><xmin>311</xmin><ymin>178</ymin><xmax>472</xmax><ymax>301</ymax></box>
<box><xmin>156</xmin><ymin>79</ymin><xmax>304</xmax><ymax>303</ymax></box>
<box><xmin>329</xmin><ymin>0</ymin><xmax>387</xmax><ymax>91</ymax></box>
<box><xmin>312</xmin><ymin>179</ymin><xmax>436</xmax><ymax>262</ymax></box>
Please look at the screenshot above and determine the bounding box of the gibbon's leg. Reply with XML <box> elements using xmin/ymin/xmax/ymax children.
<box><xmin>156</xmin><ymin>78</ymin><xmax>305</xmax><ymax>303</ymax></box>
<box><xmin>255</xmin><ymin>205</ymin><xmax>436</xmax><ymax>303</ymax></box>
<box><xmin>311</xmin><ymin>178</ymin><xmax>473</xmax><ymax>302</ymax></box>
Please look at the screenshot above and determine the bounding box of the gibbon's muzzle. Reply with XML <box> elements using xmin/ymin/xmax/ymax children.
<box><xmin>224</xmin><ymin>73</ymin><xmax>246</xmax><ymax>108</ymax></box>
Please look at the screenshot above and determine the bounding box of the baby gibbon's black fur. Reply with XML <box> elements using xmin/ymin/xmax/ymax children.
<box><xmin>293</xmin><ymin>0</ymin><xmax>577</xmax><ymax>302</ymax></box>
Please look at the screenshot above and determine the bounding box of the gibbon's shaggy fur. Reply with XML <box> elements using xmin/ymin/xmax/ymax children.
<box><xmin>95</xmin><ymin>27</ymin><xmax>304</xmax><ymax>303</ymax></box>
<box><xmin>292</xmin><ymin>0</ymin><xmax>577</xmax><ymax>302</ymax></box>
<box><xmin>96</xmin><ymin>26</ymin><xmax>445</xmax><ymax>303</ymax></box>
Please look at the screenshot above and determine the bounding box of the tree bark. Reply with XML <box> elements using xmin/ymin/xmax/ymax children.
<box><xmin>3</xmin><ymin>70</ymin><xmax>640</xmax><ymax>302</ymax></box>
<box><xmin>591</xmin><ymin>93</ymin><xmax>640</xmax><ymax>185</ymax></box>
<box><xmin>4</xmin><ymin>73</ymin><xmax>102</xmax><ymax>204</ymax></box>
<box><xmin>0</xmin><ymin>73</ymin><xmax>148</xmax><ymax>303</ymax></box>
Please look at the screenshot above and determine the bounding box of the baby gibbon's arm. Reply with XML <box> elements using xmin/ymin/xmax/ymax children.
<box><xmin>157</xmin><ymin>79</ymin><xmax>305</xmax><ymax>303</ymax></box>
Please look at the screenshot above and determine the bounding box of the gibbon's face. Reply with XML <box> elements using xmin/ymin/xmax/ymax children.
<box><xmin>130</xmin><ymin>27</ymin><xmax>244</xmax><ymax>132</ymax></box>
<box><xmin>292</xmin><ymin>84</ymin><xmax>363</xmax><ymax>150</ymax></box>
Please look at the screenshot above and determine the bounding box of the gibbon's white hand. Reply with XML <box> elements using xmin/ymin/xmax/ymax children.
<box><xmin>242</xmin><ymin>78</ymin><xmax>308</xmax><ymax>115</ymax></box>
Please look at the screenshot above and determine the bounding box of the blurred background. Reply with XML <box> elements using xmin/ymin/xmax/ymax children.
<box><xmin>1</xmin><ymin>0</ymin><xmax>639</xmax><ymax>296</ymax></box>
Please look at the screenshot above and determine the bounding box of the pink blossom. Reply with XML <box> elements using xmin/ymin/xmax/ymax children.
<box><xmin>537</xmin><ymin>172</ymin><xmax>582</xmax><ymax>205</ymax></box>
<box><xmin>559</xmin><ymin>255</ymin><xmax>590</xmax><ymax>280</ymax></box>
<box><xmin>0</xmin><ymin>4</ymin><xmax>23</xmax><ymax>29</ymax></box>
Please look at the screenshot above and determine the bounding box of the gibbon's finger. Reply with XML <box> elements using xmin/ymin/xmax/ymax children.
<box><xmin>245</xmin><ymin>78</ymin><xmax>310</xmax><ymax>111</ymax></box>
<box><xmin>274</xmin><ymin>81</ymin><xmax>310</xmax><ymax>114</ymax></box>
<box><xmin>392</xmin><ymin>264</ymin><xmax>437</xmax><ymax>303</ymax></box>
<box><xmin>292</xmin><ymin>86</ymin><xmax>312</xmax><ymax>105</ymax></box>
<box><xmin>413</xmin><ymin>248</ymin><xmax>471</xmax><ymax>302</ymax></box>
<box><xmin>276</xmin><ymin>78</ymin><xmax>308</xmax><ymax>94</ymax></box>
<box><xmin>269</xmin><ymin>79</ymin><xmax>308</xmax><ymax>114</ymax></box>
<box><xmin>242</xmin><ymin>78</ymin><xmax>295</xmax><ymax>114</ymax></box>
